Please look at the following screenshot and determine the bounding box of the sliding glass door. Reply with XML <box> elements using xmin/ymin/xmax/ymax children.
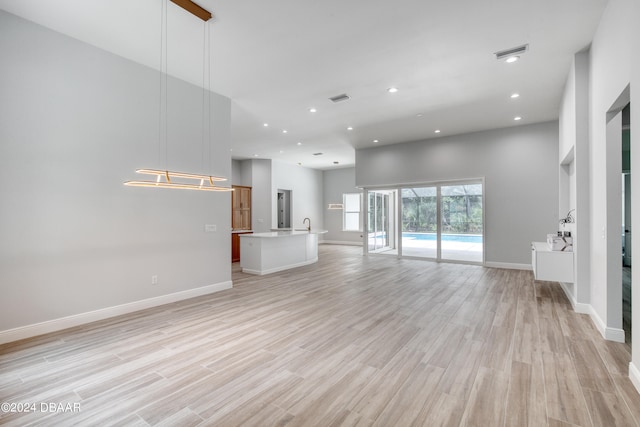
<box><xmin>401</xmin><ymin>187</ymin><xmax>437</xmax><ymax>258</ymax></box>
<box><xmin>368</xmin><ymin>190</ymin><xmax>397</xmax><ymax>254</ymax></box>
<box><xmin>398</xmin><ymin>181</ymin><xmax>483</xmax><ymax>263</ymax></box>
<box><xmin>440</xmin><ymin>184</ymin><xmax>483</xmax><ymax>262</ymax></box>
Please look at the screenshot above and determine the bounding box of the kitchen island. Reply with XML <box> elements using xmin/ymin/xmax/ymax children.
<box><xmin>239</xmin><ymin>229</ymin><xmax>327</xmax><ymax>275</ymax></box>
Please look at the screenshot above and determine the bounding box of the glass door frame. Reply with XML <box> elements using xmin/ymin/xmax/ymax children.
<box><xmin>364</xmin><ymin>188</ymin><xmax>398</xmax><ymax>255</ymax></box>
<box><xmin>363</xmin><ymin>178</ymin><xmax>485</xmax><ymax>265</ymax></box>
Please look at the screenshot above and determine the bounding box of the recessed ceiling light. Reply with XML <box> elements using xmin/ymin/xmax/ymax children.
<box><xmin>254</xmin><ymin>154</ymin><xmax>259</xmax><ymax>157</ymax></box>
<box><xmin>514</xmin><ymin>116</ymin><xmax>522</xmax><ymax>121</ymax></box>
<box><xmin>434</xmin><ymin>129</ymin><xmax>441</xmax><ymax>133</ymax></box>
<box><xmin>297</xmin><ymin>142</ymin><xmax>302</xmax><ymax>146</ymax></box>
<box><xmin>279</xmin><ymin>150</ymin><xmax>284</xmax><ymax>154</ymax></box>
<box><xmin>309</xmin><ymin>108</ymin><xmax>317</xmax><ymax>113</ymax></box>
<box><xmin>373</xmin><ymin>139</ymin><xmax>379</xmax><ymax>143</ymax></box>
<box><xmin>387</xmin><ymin>87</ymin><xmax>398</xmax><ymax>93</ymax></box>
<box><xmin>347</xmin><ymin>126</ymin><xmax>353</xmax><ymax>131</ymax></box>
<box><xmin>511</xmin><ymin>93</ymin><xmax>520</xmax><ymax>99</ymax></box>
<box><xmin>282</xmin><ymin>130</ymin><xmax>288</xmax><ymax>134</ymax></box>
<box><xmin>416</xmin><ymin>113</ymin><xmax>423</xmax><ymax>117</ymax></box>
<box><xmin>505</xmin><ymin>56</ymin><xmax>519</xmax><ymax>63</ymax></box>
<box><xmin>263</xmin><ymin>123</ymin><xmax>269</xmax><ymax>127</ymax></box>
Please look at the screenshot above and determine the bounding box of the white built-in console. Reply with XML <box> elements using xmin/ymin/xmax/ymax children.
<box><xmin>531</xmin><ymin>242</ymin><xmax>574</xmax><ymax>283</ymax></box>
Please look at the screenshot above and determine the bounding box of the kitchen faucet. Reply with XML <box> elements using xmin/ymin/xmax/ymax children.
<box><xmin>303</xmin><ymin>218</ymin><xmax>311</xmax><ymax>231</ymax></box>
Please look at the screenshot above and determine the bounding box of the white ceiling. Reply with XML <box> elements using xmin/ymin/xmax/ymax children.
<box><xmin>0</xmin><ymin>0</ymin><xmax>608</xmax><ymax>169</ymax></box>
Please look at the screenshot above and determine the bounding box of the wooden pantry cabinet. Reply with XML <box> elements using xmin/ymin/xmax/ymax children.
<box><xmin>232</xmin><ymin>186</ymin><xmax>252</xmax><ymax>262</ymax></box>
<box><xmin>232</xmin><ymin>186</ymin><xmax>252</xmax><ymax>231</ymax></box>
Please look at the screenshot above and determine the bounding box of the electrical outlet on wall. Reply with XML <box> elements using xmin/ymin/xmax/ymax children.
<box><xmin>205</xmin><ymin>224</ymin><xmax>217</xmax><ymax>232</ymax></box>
<box><xmin>151</xmin><ymin>275</ymin><xmax>158</xmax><ymax>285</ymax></box>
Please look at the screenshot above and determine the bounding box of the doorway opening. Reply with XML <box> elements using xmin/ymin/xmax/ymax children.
<box><xmin>622</xmin><ymin>103</ymin><xmax>631</xmax><ymax>346</ymax></box>
<box><xmin>605</xmin><ymin>85</ymin><xmax>630</xmax><ymax>345</ymax></box>
<box><xmin>277</xmin><ymin>189</ymin><xmax>291</xmax><ymax>229</ymax></box>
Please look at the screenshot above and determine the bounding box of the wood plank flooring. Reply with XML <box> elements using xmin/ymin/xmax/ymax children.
<box><xmin>1</xmin><ymin>245</ymin><xmax>639</xmax><ymax>426</ymax></box>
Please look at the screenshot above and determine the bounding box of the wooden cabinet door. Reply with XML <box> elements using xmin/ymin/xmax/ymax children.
<box><xmin>232</xmin><ymin>233</ymin><xmax>240</xmax><ymax>262</ymax></box>
<box><xmin>231</xmin><ymin>186</ymin><xmax>252</xmax><ymax>230</ymax></box>
<box><xmin>239</xmin><ymin>187</ymin><xmax>251</xmax><ymax>209</ymax></box>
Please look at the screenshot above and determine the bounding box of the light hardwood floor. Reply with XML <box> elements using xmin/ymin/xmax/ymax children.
<box><xmin>1</xmin><ymin>245</ymin><xmax>639</xmax><ymax>426</ymax></box>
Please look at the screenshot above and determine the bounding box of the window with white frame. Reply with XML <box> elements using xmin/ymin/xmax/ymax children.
<box><xmin>343</xmin><ymin>193</ymin><xmax>362</xmax><ymax>231</ymax></box>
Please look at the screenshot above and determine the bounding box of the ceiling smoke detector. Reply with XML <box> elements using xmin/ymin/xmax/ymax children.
<box><xmin>329</xmin><ymin>93</ymin><xmax>351</xmax><ymax>103</ymax></box>
<box><xmin>495</xmin><ymin>44</ymin><xmax>528</xmax><ymax>62</ymax></box>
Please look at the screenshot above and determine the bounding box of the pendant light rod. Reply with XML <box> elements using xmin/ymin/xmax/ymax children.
<box><xmin>170</xmin><ymin>0</ymin><xmax>212</xmax><ymax>21</ymax></box>
<box><xmin>134</xmin><ymin>168</ymin><xmax>226</xmax><ymax>181</ymax></box>
<box><xmin>124</xmin><ymin>0</ymin><xmax>226</xmax><ymax>192</ymax></box>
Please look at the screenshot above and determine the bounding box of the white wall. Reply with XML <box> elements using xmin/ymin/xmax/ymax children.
<box><xmin>558</xmin><ymin>51</ymin><xmax>591</xmax><ymax>310</ymax></box>
<box><xmin>0</xmin><ymin>11</ymin><xmax>232</xmax><ymax>339</ymax></box>
<box><xmin>323</xmin><ymin>168</ymin><xmax>363</xmax><ymax>244</ymax></box>
<box><xmin>356</xmin><ymin>121</ymin><xmax>559</xmax><ymax>266</ymax></box>
<box><xmin>231</xmin><ymin>159</ymin><xmax>244</xmax><ymax>186</ymax></box>
<box><xmin>250</xmin><ymin>159</ymin><xmax>272</xmax><ymax>233</ymax></box>
<box><xmin>586</xmin><ymin>0</ymin><xmax>633</xmax><ymax>341</ymax></box>
<box><xmin>558</xmin><ymin>0</ymin><xmax>640</xmax><ymax>391</ymax></box>
<box><xmin>271</xmin><ymin>160</ymin><xmax>324</xmax><ymax>231</ymax></box>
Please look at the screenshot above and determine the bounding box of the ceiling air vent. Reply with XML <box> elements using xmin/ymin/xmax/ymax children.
<box><xmin>494</xmin><ymin>44</ymin><xmax>528</xmax><ymax>61</ymax></box>
<box><xmin>313</xmin><ymin>152</ymin><xmax>323</xmax><ymax>156</ymax></box>
<box><xmin>329</xmin><ymin>93</ymin><xmax>350</xmax><ymax>103</ymax></box>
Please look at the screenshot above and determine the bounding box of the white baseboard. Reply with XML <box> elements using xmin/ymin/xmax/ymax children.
<box><xmin>242</xmin><ymin>258</ymin><xmax>318</xmax><ymax>275</ymax></box>
<box><xmin>484</xmin><ymin>262</ymin><xmax>532</xmax><ymax>270</ymax></box>
<box><xmin>0</xmin><ymin>281</ymin><xmax>233</xmax><ymax>345</ymax></box>
<box><xmin>320</xmin><ymin>240</ymin><xmax>363</xmax><ymax>246</ymax></box>
<box><xmin>559</xmin><ymin>282</ymin><xmax>591</xmax><ymax>314</ymax></box>
<box><xmin>556</xmin><ymin>282</ymin><xmax>625</xmax><ymax>343</ymax></box>
<box><xmin>630</xmin><ymin>362</ymin><xmax>640</xmax><ymax>394</ymax></box>
<box><xmin>587</xmin><ymin>304</ymin><xmax>625</xmax><ymax>343</ymax></box>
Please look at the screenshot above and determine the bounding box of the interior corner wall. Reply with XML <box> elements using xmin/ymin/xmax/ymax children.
<box><xmin>0</xmin><ymin>11</ymin><xmax>232</xmax><ymax>337</ymax></box>
<box><xmin>231</xmin><ymin>159</ymin><xmax>244</xmax><ymax>186</ymax></box>
<box><xmin>249</xmin><ymin>159</ymin><xmax>272</xmax><ymax>233</ymax></box>
<box><xmin>355</xmin><ymin>121</ymin><xmax>559</xmax><ymax>266</ymax></box>
<box><xmin>271</xmin><ymin>160</ymin><xmax>324</xmax><ymax>232</ymax></box>
<box><xmin>323</xmin><ymin>168</ymin><xmax>363</xmax><ymax>244</ymax></box>
<box><xmin>587</xmin><ymin>0</ymin><xmax>633</xmax><ymax>340</ymax></box>
<box><xmin>558</xmin><ymin>51</ymin><xmax>591</xmax><ymax>309</ymax></box>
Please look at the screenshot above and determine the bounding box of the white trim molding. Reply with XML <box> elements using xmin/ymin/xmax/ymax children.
<box><xmin>320</xmin><ymin>240</ymin><xmax>363</xmax><ymax>246</ymax></box>
<box><xmin>587</xmin><ymin>304</ymin><xmax>625</xmax><ymax>343</ymax></box>
<box><xmin>630</xmin><ymin>362</ymin><xmax>640</xmax><ymax>394</ymax></box>
<box><xmin>559</xmin><ymin>282</ymin><xmax>591</xmax><ymax>314</ymax></box>
<box><xmin>0</xmin><ymin>281</ymin><xmax>232</xmax><ymax>345</ymax></box>
<box><xmin>484</xmin><ymin>262</ymin><xmax>532</xmax><ymax>270</ymax></box>
<box><xmin>241</xmin><ymin>258</ymin><xmax>318</xmax><ymax>276</ymax></box>
<box><xmin>557</xmin><ymin>281</ymin><xmax>625</xmax><ymax>343</ymax></box>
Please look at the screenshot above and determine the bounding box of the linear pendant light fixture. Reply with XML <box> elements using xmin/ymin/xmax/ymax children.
<box><xmin>125</xmin><ymin>0</ymin><xmax>232</xmax><ymax>192</ymax></box>
<box><xmin>125</xmin><ymin>169</ymin><xmax>229</xmax><ymax>191</ymax></box>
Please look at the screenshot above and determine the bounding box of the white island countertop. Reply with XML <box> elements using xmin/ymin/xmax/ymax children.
<box><xmin>244</xmin><ymin>229</ymin><xmax>328</xmax><ymax>238</ymax></box>
<box><xmin>239</xmin><ymin>229</ymin><xmax>327</xmax><ymax>275</ymax></box>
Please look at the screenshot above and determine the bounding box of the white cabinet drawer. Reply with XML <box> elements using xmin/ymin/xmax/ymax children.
<box><xmin>531</xmin><ymin>242</ymin><xmax>574</xmax><ymax>283</ymax></box>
